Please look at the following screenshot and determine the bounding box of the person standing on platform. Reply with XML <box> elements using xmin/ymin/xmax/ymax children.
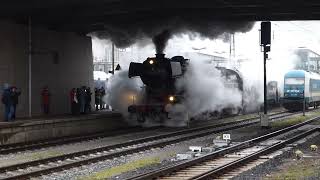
<box><xmin>10</xmin><ymin>86</ymin><xmax>21</xmax><ymax>120</ymax></box>
<box><xmin>2</xmin><ymin>84</ymin><xmax>12</xmax><ymax>121</ymax></box>
<box><xmin>79</xmin><ymin>86</ymin><xmax>86</xmax><ymax>114</ymax></box>
<box><xmin>41</xmin><ymin>86</ymin><xmax>50</xmax><ymax>114</ymax></box>
<box><xmin>99</xmin><ymin>87</ymin><xmax>106</xmax><ymax>109</ymax></box>
<box><xmin>76</xmin><ymin>88</ymin><xmax>81</xmax><ymax>114</ymax></box>
<box><xmin>95</xmin><ymin>88</ymin><xmax>100</xmax><ymax>111</ymax></box>
<box><xmin>70</xmin><ymin>88</ymin><xmax>78</xmax><ymax>115</ymax></box>
<box><xmin>85</xmin><ymin>87</ymin><xmax>92</xmax><ymax>113</ymax></box>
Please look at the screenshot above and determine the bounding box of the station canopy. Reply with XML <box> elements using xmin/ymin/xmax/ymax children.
<box><xmin>1</xmin><ymin>0</ymin><xmax>320</xmax><ymax>35</ymax></box>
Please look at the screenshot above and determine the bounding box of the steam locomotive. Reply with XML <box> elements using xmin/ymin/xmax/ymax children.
<box><xmin>127</xmin><ymin>54</ymin><xmax>243</xmax><ymax>124</ymax></box>
<box><xmin>128</xmin><ymin>54</ymin><xmax>188</xmax><ymax>123</ymax></box>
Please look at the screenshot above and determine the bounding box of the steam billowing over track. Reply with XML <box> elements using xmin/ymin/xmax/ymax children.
<box><xmin>92</xmin><ymin>14</ymin><xmax>254</xmax><ymax>53</ymax></box>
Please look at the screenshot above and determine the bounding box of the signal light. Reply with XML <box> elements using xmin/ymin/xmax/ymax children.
<box><xmin>169</xmin><ymin>96</ymin><xmax>175</xmax><ymax>102</ymax></box>
<box><xmin>261</xmin><ymin>21</ymin><xmax>271</xmax><ymax>46</ymax></box>
<box><xmin>149</xmin><ymin>60</ymin><xmax>154</xmax><ymax>65</ymax></box>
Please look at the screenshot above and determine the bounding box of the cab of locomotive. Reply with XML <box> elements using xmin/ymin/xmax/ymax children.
<box><xmin>283</xmin><ymin>70</ymin><xmax>306</xmax><ymax>110</ymax></box>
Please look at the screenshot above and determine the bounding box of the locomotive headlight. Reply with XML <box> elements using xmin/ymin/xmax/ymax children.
<box><xmin>149</xmin><ymin>60</ymin><xmax>154</xmax><ymax>65</ymax></box>
<box><xmin>131</xmin><ymin>95</ymin><xmax>136</xmax><ymax>104</ymax></box>
<box><xmin>169</xmin><ymin>96</ymin><xmax>175</xmax><ymax>102</ymax></box>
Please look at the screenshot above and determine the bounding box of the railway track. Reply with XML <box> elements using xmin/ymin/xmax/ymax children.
<box><xmin>0</xmin><ymin>126</ymin><xmax>162</xmax><ymax>155</ymax></box>
<box><xmin>0</xmin><ymin>110</ymin><xmax>286</xmax><ymax>155</ymax></box>
<box><xmin>129</xmin><ymin>116</ymin><xmax>320</xmax><ymax>180</ymax></box>
<box><xmin>0</xmin><ymin>110</ymin><xmax>305</xmax><ymax>179</ymax></box>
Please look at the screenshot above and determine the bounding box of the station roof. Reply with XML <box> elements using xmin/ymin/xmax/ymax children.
<box><xmin>1</xmin><ymin>0</ymin><xmax>320</xmax><ymax>34</ymax></box>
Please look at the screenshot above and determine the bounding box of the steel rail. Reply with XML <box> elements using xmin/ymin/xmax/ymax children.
<box><xmin>194</xmin><ymin>127</ymin><xmax>319</xmax><ymax>179</ymax></box>
<box><xmin>0</xmin><ymin>111</ymin><xmax>285</xmax><ymax>155</ymax></box>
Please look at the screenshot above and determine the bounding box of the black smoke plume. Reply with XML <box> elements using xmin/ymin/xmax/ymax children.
<box><xmin>91</xmin><ymin>14</ymin><xmax>254</xmax><ymax>53</ymax></box>
<box><xmin>152</xmin><ymin>30</ymin><xmax>172</xmax><ymax>54</ymax></box>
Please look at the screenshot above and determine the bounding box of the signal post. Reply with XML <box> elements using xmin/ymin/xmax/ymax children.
<box><xmin>260</xmin><ymin>21</ymin><xmax>271</xmax><ymax>128</ymax></box>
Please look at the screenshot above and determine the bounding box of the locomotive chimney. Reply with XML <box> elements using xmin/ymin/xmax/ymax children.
<box><xmin>155</xmin><ymin>54</ymin><xmax>165</xmax><ymax>59</ymax></box>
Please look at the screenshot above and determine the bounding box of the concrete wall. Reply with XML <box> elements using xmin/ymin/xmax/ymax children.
<box><xmin>0</xmin><ymin>20</ymin><xmax>94</xmax><ymax>119</ymax></box>
<box><xmin>0</xmin><ymin>113</ymin><xmax>126</xmax><ymax>145</ymax></box>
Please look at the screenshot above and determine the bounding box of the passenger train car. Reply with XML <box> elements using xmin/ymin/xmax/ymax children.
<box><xmin>283</xmin><ymin>70</ymin><xmax>320</xmax><ymax>111</ymax></box>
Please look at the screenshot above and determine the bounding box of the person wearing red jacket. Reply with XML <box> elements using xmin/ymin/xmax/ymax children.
<box><xmin>41</xmin><ymin>86</ymin><xmax>50</xmax><ymax>114</ymax></box>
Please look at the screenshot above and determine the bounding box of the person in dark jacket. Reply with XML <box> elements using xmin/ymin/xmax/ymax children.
<box><xmin>99</xmin><ymin>87</ymin><xmax>106</xmax><ymax>109</ymax></box>
<box><xmin>10</xmin><ymin>86</ymin><xmax>21</xmax><ymax>120</ymax></box>
<box><xmin>76</xmin><ymin>88</ymin><xmax>81</xmax><ymax>114</ymax></box>
<box><xmin>85</xmin><ymin>87</ymin><xmax>92</xmax><ymax>113</ymax></box>
<box><xmin>79</xmin><ymin>86</ymin><xmax>86</xmax><ymax>114</ymax></box>
<box><xmin>94</xmin><ymin>88</ymin><xmax>100</xmax><ymax>111</ymax></box>
<box><xmin>2</xmin><ymin>84</ymin><xmax>12</xmax><ymax>121</ymax></box>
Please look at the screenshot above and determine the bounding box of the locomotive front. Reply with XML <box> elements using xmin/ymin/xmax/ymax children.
<box><xmin>128</xmin><ymin>54</ymin><xmax>189</xmax><ymax>124</ymax></box>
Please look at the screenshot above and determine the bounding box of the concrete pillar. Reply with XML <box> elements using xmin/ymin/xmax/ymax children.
<box><xmin>0</xmin><ymin>20</ymin><xmax>94</xmax><ymax>120</ymax></box>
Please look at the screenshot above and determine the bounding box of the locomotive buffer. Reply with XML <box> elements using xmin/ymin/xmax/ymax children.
<box><xmin>260</xmin><ymin>21</ymin><xmax>271</xmax><ymax>128</ymax></box>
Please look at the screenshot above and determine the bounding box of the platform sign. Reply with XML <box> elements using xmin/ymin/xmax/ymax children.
<box><xmin>222</xmin><ymin>134</ymin><xmax>231</xmax><ymax>140</ymax></box>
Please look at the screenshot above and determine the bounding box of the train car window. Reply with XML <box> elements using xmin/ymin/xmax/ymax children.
<box><xmin>313</xmin><ymin>84</ymin><xmax>317</xmax><ymax>89</ymax></box>
<box><xmin>285</xmin><ymin>78</ymin><xmax>304</xmax><ymax>85</ymax></box>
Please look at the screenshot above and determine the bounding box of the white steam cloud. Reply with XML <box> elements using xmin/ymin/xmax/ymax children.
<box><xmin>176</xmin><ymin>58</ymin><xmax>242</xmax><ymax>117</ymax></box>
<box><xmin>106</xmin><ymin>71</ymin><xmax>143</xmax><ymax>122</ymax></box>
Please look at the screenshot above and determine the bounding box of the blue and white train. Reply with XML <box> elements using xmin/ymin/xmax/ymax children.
<box><xmin>283</xmin><ymin>70</ymin><xmax>320</xmax><ymax>111</ymax></box>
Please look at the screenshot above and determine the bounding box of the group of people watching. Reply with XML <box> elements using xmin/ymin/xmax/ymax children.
<box><xmin>69</xmin><ymin>86</ymin><xmax>92</xmax><ymax>115</ymax></box>
<box><xmin>2</xmin><ymin>84</ymin><xmax>108</xmax><ymax>121</ymax></box>
<box><xmin>70</xmin><ymin>86</ymin><xmax>107</xmax><ymax>114</ymax></box>
<box><xmin>95</xmin><ymin>87</ymin><xmax>106</xmax><ymax>111</ymax></box>
<box><xmin>1</xmin><ymin>84</ymin><xmax>21</xmax><ymax>122</ymax></box>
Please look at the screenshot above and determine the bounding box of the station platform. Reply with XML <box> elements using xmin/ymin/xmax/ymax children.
<box><xmin>0</xmin><ymin>111</ymin><xmax>128</xmax><ymax>145</ymax></box>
